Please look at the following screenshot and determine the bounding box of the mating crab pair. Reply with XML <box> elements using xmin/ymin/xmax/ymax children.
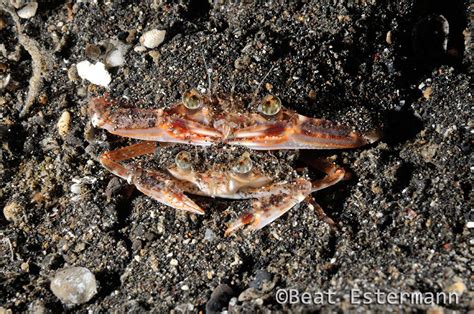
<box><xmin>89</xmin><ymin>88</ymin><xmax>378</xmax><ymax>236</ymax></box>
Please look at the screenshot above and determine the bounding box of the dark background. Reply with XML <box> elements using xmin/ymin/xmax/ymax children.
<box><xmin>0</xmin><ymin>0</ymin><xmax>470</xmax><ymax>312</ymax></box>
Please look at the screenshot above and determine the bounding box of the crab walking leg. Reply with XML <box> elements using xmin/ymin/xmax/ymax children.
<box><xmin>305</xmin><ymin>196</ymin><xmax>336</xmax><ymax>227</ymax></box>
<box><xmin>99</xmin><ymin>141</ymin><xmax>157</xmax><ymax>180</ymax></box>
<box><xmin>304</xmin><ymin>159</ymin><xmax>346</xmax><ymax>227</ymax></box>
<box><xmin>307</xmin><ymin>159</ymin><xmax>347</xmax><ymax>192</ymax></box>
<box><xmin>224</xmin><ymin>178</ymin><xmax>312</xmax><ymax>236</ymax></box>
<box><xmin>229</xmin><ymin>114</ymin><xmax>379</xmax><ymax>150</ymax></box>
<box><xmin>99</xmin><ymin>142</ymin><xmax>204</xmax><ymax>214</ymax></box>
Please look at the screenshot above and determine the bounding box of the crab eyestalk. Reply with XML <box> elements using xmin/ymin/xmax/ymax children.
<box><xmin>259</xmin><ymin>95</ymin><xmax>281</xmax><ymax>116</ymax></box>
<box><xmin>232</xmin><ymin>152</ymin><xmax>253</xmax><ymax>174</ymax></box>
<box><xmin>182</xmin><ymin>89</ymin><xmax>203</xmax><ymax>110</ymax></box>
<box><xmin>175</xmin><ymin>151</ymin><xmax>192</xmax><ymax>171</ymax></box>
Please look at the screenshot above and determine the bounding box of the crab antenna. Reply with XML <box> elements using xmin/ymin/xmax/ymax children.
<box><xmin>230</xmin><ymin>72</ymin><xmax>237</xmax><ymax>105</ymax></box>
<box><xmin>251</xmin><ymin>63</ymin><xmax>276</xmax><ymax>106</ymax></box>
<box><xmin>201</xmin><ymin>51</ymin><xmax>212</xmax><ymax>96</ymax></box>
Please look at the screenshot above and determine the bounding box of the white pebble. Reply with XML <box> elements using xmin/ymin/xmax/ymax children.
<box><xmin>50</xmin><ymin>267</ymin><xmax>97</xmax><ymax>305</ymax></box>
<box><xmin>170</xmin><ymin>259</ymin><xmax>178</xmax><ymax>266</ymax></box>
<box><xmin>3</xmin><ymin>201</ymin><xmax>24</xmax><ymax>222</ymax></box>
<box><xmin>0</xmin><ymin>73</ymin><xmax>10</xmax><ymax>90</ymax></box>
<box><xmin>76</xmin><ymin>61</ymin><xmax>111</xmax><ymax>87</ymax></box>
<box><xmin>140</xmin><ymin>29</ymin><xmax>166</xmax><ymax>49</ymax></box>
<box><xmin>70</xmin><ymin>183</ymin><xmax>81</xmax><ymax>195</ymax></box>
<box><xmin>386</xmin><ymin>31</ymin><xmax>392</xmax><ymax>45</ymax></box>
<box><xmin>105</xmin><ymin>49</ymin><xmax>125</xmax><ymax>67</ymax></box>
<box><xmin>57</xmin><ymin>111</ymin><xmax>71</xmax><ymax>138</ymax></box>
<box><xmin>0</xmin><ymin>44</ymin><xmax>7</xmax><ymax>58</ymax></box>
<box><xmin>17</xmin><ymin>2</ymin><xmax>38</xmax><ymax>19</ymax></box>
<box><xmin>181</xmin><ymin>285</ymin><xmax>189</xmax><ymax>291</ymax></box>
<box><xmin>134</xmin><ymin>46</ymin><xmax>147</xmax><ymax>53</ymax></box>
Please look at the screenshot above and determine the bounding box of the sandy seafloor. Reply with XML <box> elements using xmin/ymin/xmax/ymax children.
<box><xmin>0</xmin><ymin>0</ymin><xmax>471</xmax><ymax>312</ymax></box>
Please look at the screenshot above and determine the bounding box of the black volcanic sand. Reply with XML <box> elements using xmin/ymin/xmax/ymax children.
<box><xmin>0</xmin><ymin>1</ymin><xmax>471</xmax><ymax>312</ymax></box>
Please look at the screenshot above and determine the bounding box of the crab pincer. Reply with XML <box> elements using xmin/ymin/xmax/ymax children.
<box><xmin>98</xmin><ymin>141</ymin><xmax>204</xmax><ymax>214</ymax></box>
<box><xmin>224</xmin><ymin>160</ymin><xmax>346</xmax><ymax>236</ymax></box>
<box><xmin>89</xmin><ymin>95</ymin><xmax>222</xmax><ymax>146</ymax></box>
<box><xmin>228</xmin><ymin>95</ymin><xmax>379</xmax><ymax>150</ymax></box>
<box><xmin>224</xmin><ymin>178</ymin><xmax>312</xmax><ymax>236</ymax></box>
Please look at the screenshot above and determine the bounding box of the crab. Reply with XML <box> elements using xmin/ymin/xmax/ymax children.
<box><xmin>89</xmin><ymin>89</ymin><xmax>379</xmax><ymax>236</ymax></box>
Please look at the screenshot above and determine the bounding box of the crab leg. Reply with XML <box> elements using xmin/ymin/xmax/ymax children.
<box><xmin>132</xmin><ymin>170</ymin><xmax>205</xmax><ymax>215</ymax></box>
<box><xmin>305</xmin><ymin>158</ymin><xmax>348</xmax><ymax>192</ymax></box>
<box><xmin>89</xmin><ymin>97</ymin><xmax>221</xmax><ymax>145</ymax></box>
<box><xmin>229</xmin><ymin>114</ymin><xmax>379</xmax><ymax>150</ymax></box>
<box><xmin>305</xmin><ymin>196</ymin><xmax>336</xmax><ymax>227</ymax></box>
<box><xmin>306</xmin><ymin>159</ymin><xmax>346</xmax><ymax>227</ymax></box>
<box><xmin>99</xmin><ymin>141</ymin><xmax>157</xmax><ymax>179</ymax></box>
<box><xmin>224</xmin><ymin>159</ymin><xmax>347</xmax><ymax>236</ymax></box>
<box><xmin>99</xmin><ymin>141</ymin><xmax>204</xmax><ymax>214</ymax></box>
<box><xmin>224</xmin><ymin>178</ymin><xmax>312</xmax><ymax>236</ymax></box>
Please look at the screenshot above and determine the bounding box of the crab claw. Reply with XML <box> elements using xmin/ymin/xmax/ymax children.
<box><xmin>98</xmin><ymin>141</ymin><xmax>204</xmax><ymax>215</ymax></box>
<box><xmin>89</xmin><ymin>96</ymin><xmax>167</xmax><ymax>137</ymax></box>
<box><xmin>224</xmin><ymin>178</ymin><xmax>312</xmax><ymax>236</ymax></box>
<box><xmin>131</xmin><ymin>170</ymin><xmax>205</xmax><ymax>215</ymax></box>
<box><xmin>88</xmin><ymin>97</ymin><xmax>222</xmax><ymax>145</ymax></box>
<box><xmin>229</xmin><ymin>112</ymin><xmax>380</xmax><ymax>150</ymax></box>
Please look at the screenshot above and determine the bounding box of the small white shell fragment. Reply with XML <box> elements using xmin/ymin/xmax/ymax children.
<box><xmin>140</xmin><ymin>29</ymin><xmax>166</xmax><ymax>49</ymax></box>
<box><xmin>0</xmin><ymin>44</ymin><xmax>7</xmax><ymax>58</ymax></box>
<box><xmin>0</xmin><ymin>73</ymin><xmax>10</xmax><ymax>89</ymax></box>
<box><xmin>134</xmin><ymin>46</ymin><xmax>147</xmax><ymax>53</ymax></box>
<box><xmin>76</xmin><ymin>61</ymin><xmax>111</xmax><ymax>87</ymax></box>
<box><xmin>170</xmin><ymin>259</ymin><xmax>178</xmax><ymax>266</ymax></box>
<box><xmin>57</xmin><ymin>111</ymin><xmax>71</xmax><ymax>138</ymax></box>
<box><xmin>3</xmin><ymin>201</ymin><xmax>24</xmax><ymax>222</ymax></box>
<box><xmin>105</xmin><ymin>40</ymin><xmax>129</xmax><ymax>68</ymax></box>
<box><xmin>386</xmin><ymin>30</ymin><xmax>392</xmax><ymax>45</ymax></box>
<box><xmin>17</xmin><ymin>2</ymin><xmax>38</xmax><ymax>19</ymax></box>
<box><xmin>105</xmin><ymin>49</ymin><xmax>125</xmax><ymax>67</ymax></box>
<box><xmin>50</xmin><ymin>267</ymin><xmax>97</xmax><ymax>305</ymax></box>
<box><xmin>70</xmin><ymin>183</ymin><xmax>81</xmax><ymax>194</ymax></box>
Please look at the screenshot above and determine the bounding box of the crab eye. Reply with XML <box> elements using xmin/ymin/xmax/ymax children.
<box><xmin>175</xmin><ymin>151</ymin><xmax>192</xmax><ymax>170</ymax></box>
<box><xmin>182</xmin><ymin>89</ymin><xmax>203</xmax><ymax>110</ymax></box>
<box><xmin>232</xmin><ymin>152</ymin><xmax>253</xmax><ymax>174</ymax></box>
<box><xmin>260</xmin><ymin>95</ymin><xmax>281</xmax><ymax>116</ymax></box>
